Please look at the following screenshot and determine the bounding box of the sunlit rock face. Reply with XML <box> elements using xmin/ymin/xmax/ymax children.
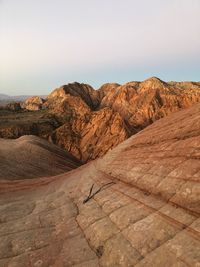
<box><xmin>50</xmin><ymin>106</ymin><xmax>129</xmax><ymax>162</ymax></box>
<box><xmin>22</xmin><ymin>96</ymin><xmax>45</xmax><ymax>111</ymax></box>
<box><xmin>0</xmin><ymin>103</ymin><xmax>199</xmax><ymax>266</ymax></box>
<box><xmin>47</xmin><ymin>82</ymin><xmax>100</xmax><ymax>109</ymax></box>
<box><xmin>99</xmin><ymin>77</ymin><xmax>200</xmax><ymax>131</ymax></box>
<box><xmin>46</xmin><ymin>87</ymin><xmax>130</xmax><ymax>162</ymax></box>
<box><xmin>46</xmin><ymin>78</ymin><xmax>200</xmax><ymax>161</ymax></box>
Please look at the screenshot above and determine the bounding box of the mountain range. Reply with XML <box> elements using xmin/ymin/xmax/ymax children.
<box><xmin>0</xmin><ymin>77</ymin><xmax>200</xmax><ymax>163</ymax></box>
<box><xmin>0</xmin><ymin>94</ymin><xmax>47</xmax><ymax>106</ymax></box>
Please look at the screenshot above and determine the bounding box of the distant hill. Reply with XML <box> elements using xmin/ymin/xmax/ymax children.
<box><xmin>0</xmin><ymin>94</ymin><xmax>47</xmax><ymax>105</ymax></box>
<box><xmin>0</xmin><ymin>94</ymin><xmax>29</xmax><ymax>101</ymax></box>
<box><xmin>0</xmin><ymin>94</ymin><xmax>12</xmax><ymax>100</ymax></box>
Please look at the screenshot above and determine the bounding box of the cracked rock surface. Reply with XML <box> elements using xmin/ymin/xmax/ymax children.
<box><xmin>0</xmin><ymin>103</ymin><xmax>200</xmax><ymax>266</ymax></box>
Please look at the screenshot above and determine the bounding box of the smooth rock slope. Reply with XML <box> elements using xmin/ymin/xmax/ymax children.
<box><xmin>0</xmin><ymin>135</ymin><xmax>81</xmax><ymax>180</ymax></box>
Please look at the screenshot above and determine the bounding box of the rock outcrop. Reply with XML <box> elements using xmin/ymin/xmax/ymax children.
<box><xmin>98</xmin><ymin>83</ymin><xmax>120</xmax><ymax>100</ymax></box>
<box><xmin>50</xmin><ymin>107</ymin><xmax>130</xmax><ymax>162</ymax></box>
<box><xmin>47</xmin><ymin>82</ymin><xmax>100</xmax><ymax>109</ymax></box>
<box><xmin>22</xmin><ymin>96</ymin><xmax>45</xmax><ymax>111</ymax></box>
<box><xmin>44</xmin><ymin>91</ymin><xmax>129</xmax><ymax>162</ymax></box>
<box><xmin>0</xmin><ymin>103</ymin><xmax>199</xmax><ymax>266</ymax></box>
<box><xmin>46</xmin><ymin>78</ymin><xmax>200</xmax><ymax>161</ymax></box>
<box><xmin>99</xmin><ymin>77</ymin><xmax>200</xmax><ymax>131</ymax></box>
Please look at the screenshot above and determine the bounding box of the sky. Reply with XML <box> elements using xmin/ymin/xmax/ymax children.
<box><xmin>0</xmin><ymin>0</ymin><xmax>200</xmax><ymax>95</ymax></box>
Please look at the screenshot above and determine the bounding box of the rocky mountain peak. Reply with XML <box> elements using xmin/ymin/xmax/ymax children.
<box><xmin>140</xmin><ymin>76</ymin><xmax>167</xmax><ymax>90</ymax></box>
<box><xmin>48</xmin><ymin>82</ymin><xmax>100</xmax><ymax>109</ymax></box>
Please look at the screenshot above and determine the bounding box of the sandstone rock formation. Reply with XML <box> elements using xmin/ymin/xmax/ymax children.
<box><xmin>22</xmin><ymin>96</ymin><xmax>45</xmax><ymax>111</ymax></box>
<box><xmin>47</xmin><ymin>78</ymin><xmax>200</xmax><ymax>161</ymax></box>
<box><xmin>0</xmin><ymin>78</ymin><xmax>200</xmax><ymax>162</ymax></box>
<box><xmin>33</xmin><ymin>83</ymin><xmax>130</xmax><ymax>162</ymax></box>
<box><xmin>0</xmin><ymin>135</ymin><xmax>81</xmax><ymax>180</ymax></box>
<box><xmin>0</xmin><ymin>103</ymin><xmax>199</xmax><ymax>266</ymax></box>
<box><xmin>50</xmin><ymin>107</ymin><xmax>130</xmax><ymax>162</ymax></box>
<box><xmin>99</xmin><ymin>77</ymin><xmax>200</xmax><ymax>131</ymax></box>
<box><xmin>98</xmin><ymin>83</ymin><xmax>120</xmax><ymax>100</ymax></box>
<box><xmin>47</xmin><ymin>82</ymin><xmax>99</xmax><ymax>109</ymax></box>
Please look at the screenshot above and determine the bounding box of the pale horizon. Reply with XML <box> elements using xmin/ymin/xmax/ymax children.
<box><xmin>2</xmin><ymin>76</ymin><xmax>200</xmax><ymax>97</ymax></box>
<box><xmin>1</xmin><ymin>0</ymin><xmax>200</xmax><ymax>95</ymax></box>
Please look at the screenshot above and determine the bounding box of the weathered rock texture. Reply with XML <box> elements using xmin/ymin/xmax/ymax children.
<box><xmin>22</xmin><ymin>96</ymin><xmax>45</xmax><ymax>111</ymax></box>
<box><xmin>47</xmin><ymin>82</ymin><xmax>99</xmax><ymax>109</ymax></box>
<box><xmin>46</xmin><ymin>78</ymin><xmax>200</xmax><ymax>161</ymax></box>
<box><xmin>49</xmin><ymin>106</ymin><xmax>129</xmax><ymax>162</ymax></box>
<box><xmin>0</xmin><ymin>78</ymin><xmax>200</xmax><ymax>162</ymax></box>
<box><xmin>0</xmin><ymin>103</ymin><xmax>199</xmax><ymax>266</ymax></box>
<box><xmin>0</xmin><ymin>135</ymin><xmax>81</xmax><ymax>180</ymax></box>
<box><xmin>99</xmin><ymin>77</ymin><xmax>200</xmax><ymax>131</ymax></box>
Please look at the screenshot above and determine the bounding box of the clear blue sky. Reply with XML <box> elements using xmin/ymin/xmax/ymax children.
<box><xmin>0</xmin><ymin>0</ymin><xmax>200</xmax><ymax>95</ymax></box>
